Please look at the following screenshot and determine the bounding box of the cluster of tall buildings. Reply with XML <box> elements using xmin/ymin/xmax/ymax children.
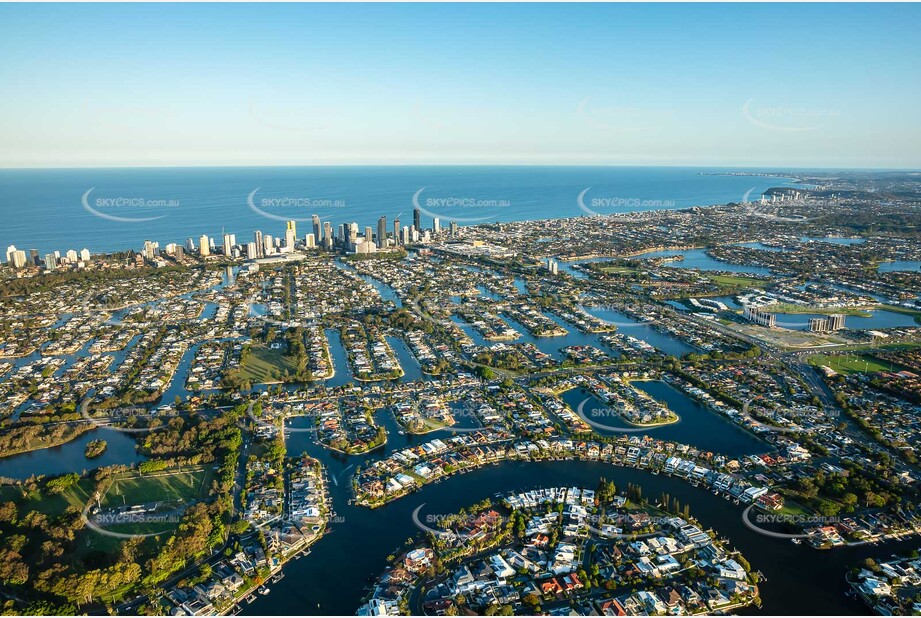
<box><xmin>4</xmin><ymin>244</ymin><xmax>90</xmax><ymax>270</ymax></box>
<box><xmin>177</xmin><ymin>208</ymin><xmax>459</xmax><ymax>262</ymax></box>
<box><xmin>4</xmin><ymin>207</ymin><xmax>462</xmax><ymax>271</ymax></box>
<box><xmin>808</xmin><ymin>314</ymin><xmax>846</xmax><ymax>332</ymax></box>
<box><xmin>742</xmin><ymin>304</ymin><xmax>777</xmax><ymax>328</ymax></box>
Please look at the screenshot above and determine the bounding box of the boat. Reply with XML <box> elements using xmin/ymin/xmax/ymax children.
<box><xmin>258</xmin><ymin>587</ymin><xmax>271</xmax><ymax>595</ymax></box>
<box><xmin>791</xmin><ymin>538</ymin><xmax>802</xmax><ymax>544</ymax></box>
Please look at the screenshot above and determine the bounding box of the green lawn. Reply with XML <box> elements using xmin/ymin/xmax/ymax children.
<box><xmin>775</xmin><ymin>498</ymin><xmax>813</xmax><ymax>518</ymax></box>
<box><xmin>808</xmin><ymin>353</ymin><xmax>892</xmax><ymax>375</ymax></box>
<box><xmin>239</xmin><ymin>345</ymin><xmax>300</xmax><ymax>384</ymax></box>
<box><xmin>0</xmin><ymin>478</ymin><xmax>95</xmax><ymax>517</ymax></box>
<box><xmin>599</xmin><ymin>266</ymin><xmax>639</xmax><ymax>274</ymax></box>
<box><xmin>706</xmin><ymin>274</ymin><xmax>767</xmax><ymax>289</ymax></box>
<box><xmin>770</xmin><ymin>303</ymin><xmax>872</xmax><ymax>317</ymax></box>
<box><xmin>100</xmin><ymin>467</ymin><xmax>209</xmax><ymax>508</ymax></box>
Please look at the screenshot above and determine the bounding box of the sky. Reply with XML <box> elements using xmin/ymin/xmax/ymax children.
<box><xmin>0</xmin><ymin>3</ymin><xmax>919</xmax><ymax>169</ymax></box>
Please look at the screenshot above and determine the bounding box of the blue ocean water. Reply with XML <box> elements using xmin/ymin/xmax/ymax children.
<box><xmin>0</xmin><ymin>166</ymin><xmax>800</xmax><ymax>255</ymax></box>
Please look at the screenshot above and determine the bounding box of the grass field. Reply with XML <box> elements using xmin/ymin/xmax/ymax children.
<box><xmin>807</xmin><ymin>353</ymin><xmax>893</xmax><ymax>375</ymax></box>
<box><xmin>706</xmin><ymin>274</ymin><xmax>766</xmax><ymax>289</ymax></box>
<box><xmin>770</xmin><ymin>303</ymin><xmax>872</xmax><ymax>317</ymax></box>
<box><xmin>599</xmin><ymin>266</ymin><xmax>639</xmax><ymax>274</ymax></box>
<box><xmin>0</xmin><ymin>478</ymin><xmax>96</xmax><ymax>517</ymax></box>
<box><xmin>100</xmin><ymin>467</ymin><xmax>210</xmax><ymax>509</ymax></box>
<box><xmin>775</xmin><ymin>498</ymin><xmax>814</xmax><ymax>518</ymax></box>
<box><xmin>239</xmin><ymin>345</ymin><xmax>300</xmax><ymax>384</ymax></box>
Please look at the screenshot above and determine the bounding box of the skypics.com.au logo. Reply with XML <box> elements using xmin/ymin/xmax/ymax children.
<box><xmin>742</xmin><ymin>98</ymin><xmax>841</xmax><ymax>133</ymax></box>
<box><xmin>405</xmin><ymin>295</ymin><xmax>457</xmax><ymax>330</ymax></box>
<box><xmin>577</xmin><ymin>188</ymin><xmax>676</xmax><ymax>217</ymax></box>
<box><xmin>739</xmin><ymin>399</ymin><xmax>804</xmax><ymax>435</ymax></box>
<box><xmin>412</xmin><ymin>504</ymin><xmax>669</xmax><ymax>541</ymax></box>
<box><xmin>247</xmin><ymin>188</ymin><xmax>346</xmax><ymax>223</ymax></box>
<box><xmin>82</xmin><ymin>188</ymin><xmax>179</xmax><ymax>223</ymax></box>
<box><xmin>79</xmin><ymin>399</ymin><xmax>164</xmax><ymax>434</ymax></box>
<box><xmin>574</xmin><ymin>397</ymin><xmax>668</xmax><ymax>434</ymax></box>
<box><xmin>741</xmin><ymin>504</ymin><xmax>837</xmax><ymax>540</ymax></box>
<box><xmin>412</xmin><ymin>188</ymin><xmax>510</xmax><ymax>225</ymax></box>
<box><xmin>736</xmin><ymin>187</ymin><xmax>825</xmax><ymax>224</ymax></box>
<box><xmin>82</xmin><ymin>499</ymin><xmax>187</xmax><ymax>539</ymax></box>
<box><xmin>411</xmin><ymin>504</ymin><xmax>507</xmax><ymax>541</ymax></box>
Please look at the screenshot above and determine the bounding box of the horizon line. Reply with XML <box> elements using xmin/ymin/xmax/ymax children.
<box><xmin>2</xmin><ymin>163</ymin><xmax>919</xmax><ymax>172</ymax></box>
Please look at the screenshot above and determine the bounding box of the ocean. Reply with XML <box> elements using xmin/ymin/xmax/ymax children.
<box><xmin>0</xmin><ymin>166</ymin><xmax>801</xmax><ymax>256</ymax></box>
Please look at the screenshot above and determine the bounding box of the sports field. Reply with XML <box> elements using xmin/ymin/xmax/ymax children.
<box><xmin>239</xmin><ymin>345</ymin><xmax>299</xmax><ymax>384</ymax></box>
<box><xmin>807</xmin><ymin>353</ymin><xmax>892</xmax><ymax>375</ymax></box>
<box><xmin>100</xmin><ymin>466</ymin><xmax>210</xmax><ymax>509</ymax></box>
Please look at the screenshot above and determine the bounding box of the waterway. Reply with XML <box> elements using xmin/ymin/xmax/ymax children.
<box><xmin>0</xmin><ymin>427</ymin><xmax>146</xmax><ymax>480</ymax></box>
<box><xmin>557</xmin><ymin>249</ymin><xmax>773</xmax><ymax>279</ymax></box>
<box><xmin>877</xmin><ymin>260</ymin><xmax>921</xmax><ymax>273</ymax></box>
<box><xmin>772</xmin><ymin>309</ymin><xmax>918</xmax><ymax>331</ymax></box>
<box><xmin>581</xmin><ymin>307</ymin><xmax>697</xmax><ymax>357</ymax></box>
<box><xmin>629</xmin><ymin>249</ymin><xmax>773</xmax><ymax>275</ymax></box>
<box><xmin>334</xmin><ymin>259</ymin><xmax>402</xmax><ymax>308</ymax></box>
<box><xmin>241</xmin><ymin>448</ymin><xmax>908</xmax><ymax>616</ymax></box>
<box><xmin>560</xmin><ymin>383</ymin><xmax>766</xmax><ymax>458</ymax></box>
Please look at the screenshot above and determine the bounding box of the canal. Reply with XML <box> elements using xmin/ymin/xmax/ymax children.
<box><xmin>242</xmin><ymin>439</ymin><xmax>909</xmax><ymax>616</ymax></box>
<box><xmin>559</xmin><ymin>382</ymin><xmax>766</xmax><ymax>458</ymax></box>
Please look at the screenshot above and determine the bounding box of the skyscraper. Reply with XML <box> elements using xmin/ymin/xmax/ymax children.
<box><xmin>413</xmin><ymin>207</ymin><xmax>421</xmax><ymax>232</ymax></box>
<box><xmin>142</xmin><ymin>240</ymin><xmax>158</xmax><ymax>260</ymax></box>
<box><xmin>377</xmin><ymin>216</ymin><xmax>387</xmax><ymax>248</ymax></box>
<box><xmin>223</xmin><ymin>233</ymin><xmax>233</xmax><ymax>256</ymax></box>
<box><xmin>6</xmin><ymin>246</ymin><xmax>27</xmax><ymax>269</ymax></box>
<box><xmin>323</xmin><ymin>222</ymin><xmax>333</xmax><ymax>249</ymax></box>
<box><xmin>393</xmin><ymin>218</ymin><xmax>401</xmax><ymax>245</ymax></box>
<box><xmin>433</xmin><ymin>218</ymin><xmax>440</xmax><ymax>235</ymax></box>
<box><xmin>199</xmin><ymin>235</ymin><xmax>210</xmax><ymax>257</ymax></box>
<box><xmin>450</xmin><ymin>221</ymin><xmax>458</xmax><ymax>237</ymax></box>
<box><xmin>254</xmin><ymin>230</ymin><xmax>264</xmax><ymax>258</ymax></box>
<box><xmin>286</xmin><ymin>220</ymin><xmax>297</xmax><ymax>238</ymax></box>
<box><xmin>305</xmin><ymin>233</ymin><xmax>315</xmax><ymax>248</ymax></box>
<box><xmin>312</xmin><ymin>214</ymin><xmax>322</xmax><ymax>242</ymax></box>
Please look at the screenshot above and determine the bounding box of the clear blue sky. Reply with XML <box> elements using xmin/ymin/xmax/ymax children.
<box><xmin>1</xmin><ymin>3</ymin><xmax>918</xmax><ymax>168</ymax></box>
